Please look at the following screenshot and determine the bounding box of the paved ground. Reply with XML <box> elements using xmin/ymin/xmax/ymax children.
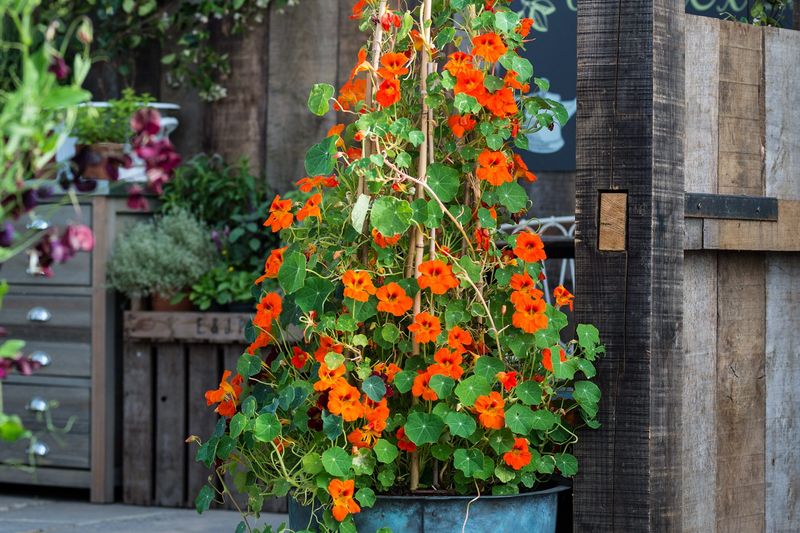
<box><xmin>0</xmin><ymin>495</ymin><xmax>288</xmax><ymax>533</ymax></box>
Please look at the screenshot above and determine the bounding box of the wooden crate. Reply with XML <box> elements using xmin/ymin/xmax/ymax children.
<box><xmin>122</xmin><ymin>311</ymin><xmax>287</xmax><ymax>513</ymax></box>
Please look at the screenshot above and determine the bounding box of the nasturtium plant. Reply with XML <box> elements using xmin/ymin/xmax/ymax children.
<box><xmin>198</xmin><ymin>0</ymin><xmax>603</xmax><ymax>530</ymax></box>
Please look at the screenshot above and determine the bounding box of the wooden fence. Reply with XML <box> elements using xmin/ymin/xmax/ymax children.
<box><xmin>575</xmin><ymin>4</ymin><xmax>799</xmax><ymax>531</ymax></box>
<box><xmin>122</xmin><ymin>311</ymin><xmax>286</xmax><ymax>512</ymax></box>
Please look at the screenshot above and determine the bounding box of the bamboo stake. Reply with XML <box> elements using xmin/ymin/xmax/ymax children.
<box><xmin>410</xmin><ymin>0</ymin><xmax>433</xmax><ymax>493</ymax></box>
<box><xmin>359</xmin><ymin>0</ymin><xmax>388</xmax><ymax>196</ymax></box>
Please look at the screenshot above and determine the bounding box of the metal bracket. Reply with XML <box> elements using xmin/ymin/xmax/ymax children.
<box><xmin>685</xmin><ymin>193</ymin><xmax>778</xmax><ymax>221</ymax></box>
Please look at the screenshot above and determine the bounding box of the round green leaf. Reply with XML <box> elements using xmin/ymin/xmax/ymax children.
<box><xmin>302</xmin><ymin>452</ymin><xmax>324</xmax><ymax>474</ymax></box>
<box><xmin>321</xmin><ymin>447</ymin><xmax>352</xmax><ymax>477</ymax></box>
<box><xmin>454</xmin><ymin>375</ymin><xmax>491</xmax><ymax>407</ymax></box>
<box><xmin>229</xmin><ymin>413</ymin><xmax>246</xmax><ymax>439</ymax></box>
<box><xmin>515</xmin><ymin>381</ymin><xmax>542</xmax><ymax>406</ymax></box>
<box><xmin>295</xmin><ymin>277</ymin><xmax>334</xmax><ymax>314</ymax></box>
<box><xmin>304</xmin><ymin>136</ymin><xmax>337</xmax><ymax>177</ymax></box>
<box><xmin>474</xmin><ymin>357</ymin><xmax>505</xmax><ymax>381</ymax></box>
<box><xmin>254</xmin><ymin>413</ymin><xmax>281</xmax><ymax>442</ymax></box>
<box><xmin>373</xmin><ymin>439</ymin><xmax>399</xmax><ymax>464</ymax></box>
<box><xmin>445</xmin><ymin>411</ymin><xmax>477</xmax><ymax>438</ymax></box>
<box><xmin>356</xmin><ymin>487</ymin><xmax>376</xmax><ymax>508</ymax></box>
<box><xmin>362</xmin><ymin>375</ymin><xmax>387</xmax><ymax>402</ymax></box>
<box><xmin>504</xmin><ymin>404</ymin><xmax>536</xmax><ymax>435</ymax></box>
<box><xmin>554</xmin><ymin>453</ymin><xmax>578</xmax><ymax>476</ymax></box>
<box><xmin>370</xmin><ymin>197</ymin><xmax>413</xmax><ymax>236</ymax></box>
<box><xmin>426</xmin><ymin>163</ymin><xmax>460</xmax><ymax>203</ymax></box>
<box><xmin>308</xmin><ymin>83</ymin><xmax>334</xmax><ymax>116</ymax></box>
<box><xmin>278</xmin><ymin>251</ymin><xmax>307</xmax><ymax>295</ymax></box>
<box><xmin>530</xmin><ymin>409</ymin><xmax>557</xmax><ymax>431</ymax></box>
<box><xmin>429</xmin><ymin>374</ymin><xmax>455</xmax><ymax>399</ymax></box>
<box><xmin>453</xmin><ymin>448</ymin><xmax>485</xmax><ymax>477</ymax></box>
<box><xmin>404</xmin><ymin>412</ymin><xmax>445</xmax><ymax>445</ymax></box>
<box><xmin>493</xmin><ymin>181</ymin><xmax>528</xmax><ymax>212</ymax></box>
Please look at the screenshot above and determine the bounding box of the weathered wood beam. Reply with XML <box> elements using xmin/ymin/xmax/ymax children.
<box><xmin>574</xmin><ymin>1</ymin><xmax>684</xmax><ymax>530</ymax></box>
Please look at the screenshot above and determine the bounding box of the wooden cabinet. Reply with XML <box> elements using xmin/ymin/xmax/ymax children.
<box><xmin>0</xmin><ymin>195</ymin><xmax>146</xmax><ymax>502</ymax></box>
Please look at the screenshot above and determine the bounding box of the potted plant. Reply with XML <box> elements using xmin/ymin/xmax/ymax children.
<box><xmin>195</xmin><ymin>1</ymin><xmax>603</xmax><ymax>532</ymax></box>
<box><xmin>107</xmin><ymin>208</ymin><xmax>215</xmax><ymax>311</ymax></box>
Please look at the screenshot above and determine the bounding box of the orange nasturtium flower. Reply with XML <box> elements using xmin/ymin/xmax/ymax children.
<box><xmin>474</xmin><ymin>391</ymin><xmax>506</xmax><ymax>429</ymax></box>
<box><xmin>253</xmin><ymin>292</ymin><xmax>282</xmax><ymax>331</ymax></box>
<box><xmin>447</xmin><ymin>114</ymin><xmax>477</xmax><ymax>138</ymax></box>
<box><xmin>376</xmin><ymin>282</ymin><xmax>413</xmax><ymax>316</ymax></box>
<box><xmin>454</xmin><ymin>68</ymin><xmax>486</xmax><ymax>99</ymax></box>
<box><xmin>315</xmin><ymin>335</ymin><xmax>344</xmax><ymax>363</ymax></box>
<box><xmin>374</xmin><ymin>362</ymin><xmax>402</xmax><ymax>383</ymax></box>
<box><xmin>476</xmin><ymin>150</ymin><xmax>513</xmax><ymax>186</ymax></box>
<box><xmin>314</xmin><ymin>362</ymin><xmax>347</xmax><ymax>392</ymax></box>
<box><xmin>408</xmin><ymin>312</ymin><xmax>442</xmax><ymax>344</ymax></box>
<box><xmin>513</xmin><ymin>154</ymin><xmax>537</xmax><ymax>183</ymax></box>
<box><xmin>503</xmin><ymin>70</ymin><xmax>529</xmax><ymax>92</ymax></box>
<box><xmin>205</xmin><ymin>370</ymin><xmax>243</xmax><ymax>418</ymax></box>
<box><xmin>480</xmin><ymin>87</ymin><xmax>518</xmax><ymax>118</ymax></box>
<box><xmin>447</xmin><ymin>326</ymin><xmax>473</xmax><ymax>354</ymax></box>
<box><xmin>347</xmin><ymin>427</ymin><xmax>381</xmax><ymax>449</ymax></box>
<box><xmin>246</xmin><ymin>331</ymin><xmax>271</xmax><ymax>355</ymax></box>
<box><xmin>297</xmin><ymin>175</ymin><xmax>338</xmax><ymax>193</ymax></box>
<box><xmin>378</xmin><ymin>52</ymin><xmax>410</xmax><ymax>79</ymax></box>
<box><xmin>516</xmin><ymin>17</ymin><xmax>535</xmax><ymax>38</ymax></box>
<box><xmin>542</xmin><ymin>347</ymin><xmax>567</xmax><ymax>373</ymax></box>
<box><xmin>290</xmin><ymin>346</ymin><xmax>309</xmax><ymax>369</ymax></box>
<box><xmin>364</xmin><ymin>397</ymin><xmax>390</xmax><ymax>431</ymax></box>
<box><xmin>255</xmin><ymin>246</ymin><xmax>286</xmax><ymax>284</ymax></box>
<box><xmin>512</xmin><ymin>294</ymin><xmax>548</xmax><ymax>334</ymax></box>
<box><xmin>553</xmin><ymin>285</ymin><xmax>575</xmax><ymax>311</ymax></box>
<box><xmin>296</xmin><ymin>193</ymin><xmax>323</xmax><ymax>221</ymax></box>
<box><xmin>503</xmin><ymin>437</ymin><xmax>533</xmax><ymax>470</ymax></box>
<box><xmin>371</xmin><ymin>228</ymin><xmax>401</xmax><ymax>248</ymax></box>
<box><xmin>509</xmin><ymin>271</ymin><xmax>544</xmax><ymax>307</ymax></box>
<box><xmin>417</xmin><ymin>259</ymin><xmax>459</xmax><ymax>295</ymax></box>
<box><xmin>496</xmin><ymin>371</ymin><xmax>518</xmax><ymax>391</ymax></box>
<box><xmin>471</xmin><ymin>32</ymin><xmax>507</xmax><ymax>63</ymax></box>
<box><xmin>513</xmin><ymin>231</ymin><xmax>547</xmax><ymax>263</ymax></box>
<box><xmin>412</xmin><ymin>369</ymin><xmax>438</xmax><ymax>401</ymax></box>
<box><xmin>263</xmin><ymin>195</ymin><xmax>293</xmax><ymax>232</ymax></box>
<box><xmin>444</xmin><ymin>51</ymin><xmax>474</xmax><ymax>77</ymax></box>
<box><xmin>350</xmin><ymin>0</ymin><xmax>367</xmax><ymax>19</ymax></box>
<box><xmin>328</xmin><ymin>478</ymin><xmax>361</xmax><ymax>522</ymax></box>
<box><xmin>342</xmin><ymin>270</ymin><xmax>377</xmax><ymax>302</ymax></box>
<box><xmin>375</xmin><ymin>77</ymin><xmax>401</xmax><ymax>108</ymax></box>
<box><xmin>335</xmin><ymin>78</ymin><xmax>366</xmax><ymax>111</ymax></box>
<box><xmin>396</xmin><ymin>427</ymin><xmax>416</xmax><ymax>452</ymax></box>
<box><xmin>430</xmin><ymin>347</ymin><xmax>464</xmax><ymax>380</ymax></box>
<box><xmin>328</xmin><ymin>381</ymin><xmax>364</xmax><ymax>422</ymax></box>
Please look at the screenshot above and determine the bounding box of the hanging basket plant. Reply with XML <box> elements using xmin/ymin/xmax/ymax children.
<box><xmin>196</xmin><ymin>0</ymin><xmax>603</xmax><ymax>530</ymax></box>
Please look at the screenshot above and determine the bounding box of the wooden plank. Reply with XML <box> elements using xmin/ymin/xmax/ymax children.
<box><xmin>764</xmin><ymin>27</ymin><xmax>800</xmax><ymax>201</ymax></box>
<box><xmin>124</xmin><ymin>312</ymin><xmax>251</xmax><ymax>343</ymax></box>
<box><xmin>681</xmin><ymin>251</ymin><xmax>717</xmax><ymax>532</ymax></box>
<box><xmin>716</xmin><ymin>253</ymin><xmax>766</xmax><ymax>533</ymax></box>
<box><xmin>0</xmin><ymin>465</ymin><xmax>91</xmax><ymax>488</ymax></box>
<box><xmin>220</xmin><ymin>344</ymin><xmax>251</xmax><ymax>513</ymax></box>
<box><xmin>155</xmin><ymin>343</ymin><xmax>187</xmax><ymax>507</ymax></box>
<box><xmin>702</xmin><ymin>199</ymin><xmax>800</xmax><ymax>251</ymax></box>
<box><xmin>684</xmin><ymin>218</ymin><xmax>703</xmax><ymax>250</ymax></box>
<box><xmin>597</xmin><ymin>192</ymin><xmax>626</xmax><ymax>251</ymax></box>
<box><xmin>20</xmin><ymin>340</ymin><xmax>91</xmax><ymax>378</ymax></box>
<box><xmin>265</xmin><ymin>0</ymin><xmax>339</xmax><ymax>193</ymax></box>
<box><xmin>185</xmin><ymin>343</ymin><xmax>222</xmax><ymax>508</ymax></box>
<box><xmin>122</xmin><ymin>341</ymin><xmax>153</xmax><ymax>505</ymax></box>
<box><xmin>717</xmin><ymin>21</ymin><xmax>765</xmax><ymax>196</ymax></box>
<box><xmin>765</xmin><ymin>255</ymin><xmax>800</xmax><ymax>532</ymax></box>
<box><xmin>574</xmin><ymin>0</ymin><xmax>684</xmax><ymax>530</ymax></box>
<box><xmin>684</xmin><ymin>15</ymin><xmax>719</xmax><ymax>195</ymax></box>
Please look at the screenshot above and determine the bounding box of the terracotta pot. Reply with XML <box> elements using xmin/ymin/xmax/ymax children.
<box><xmin>151</xmin><ymin>293</ymin><xmax>194</xmax><ymax>312</ymax></box>
<box><xmin>77</xmin><ymin>142</ymin><xmax>125</xmax><ymax>180</ymax></box>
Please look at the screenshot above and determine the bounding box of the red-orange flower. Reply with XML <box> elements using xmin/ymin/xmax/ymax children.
<box><xmin>396</xmin><ymin>427</ymin><xmax>416</xmax><ymax>452</ymax></box>
<box><xmin>378</xmin><ymin>52</ymin><xmax>410</xmax><ymax>79</ymax></box>
<box><xmin>246</xmin><ymin>331</ymin><xmax>271</xmax><ymax>355</ymax></box>
<box><xmin>350</xmin><ymin>0</ymin><xmax>367</xmax><ymax>19</ymax></box>
<box><xmin>343</xmin><ymin>270</ymin><xmax>377</xmax><ymax>302</ymax></box>
<box><xmin>444</xmin><ymin>52</ymin><xmax>473</xmax><ymax>77</ymax></box>
<box><xmin>296</xmin><ymin>193</ymin><xmax>322</xmax><ymax>222</ymax></box>
<box><xmin>474</xmin><ymin>391</ymin><xmax>505</xmax><ymax>429</ymax></box>
<box><xmin>516</xmin><ymin>18</ymin><xmax>535</xmax><ymax>38</ymax></box>
<box><xmin>542</xmin><ymin>347</ymin><xmax>567</xmax><ymax>373</ymax></box>
<box><xmin>476</xmin><ymin>150</ymin><xmax>513</xmax><ymax>186</ymax></box>
<box><xmin>503</xmin><ymin>70</ymin><xmax>529</xmax><ymax>92</ymax></box>
<box><xmin>336</xmin><ymin>78</ymin><xmax>367</xmax><ymax>111</ymax></box>
<box><xmin>448</xmin><ymin>114</ymin><xmax>477</xmax><ymax>138</ymax></box>
<box><xmin>380</xmin><ymin>10</ymin><xmax>401</xmax><ymax>31</ymax></box>
<box><xmin>417</xmin><ymin>259</ymin><xmax>459</xmax><ymax>295</ymax></box>
<box><xmin>447</xmin><ymin>326</ymin><xmax>473</xmax><ymax>354</ymax></box>
<box><xmin>364</xmin><ymin>398</ymin><xmax>390</xmax><ymax>432</ymax></box>
<box><xmin>512</xmin><ymin>294</ymin><xmax>548</xmax><ymax>334</ymax></box>
<box><xmin>513</xmin><ymin>154</ymin><xmax>537</xmax><ymax>183</ymax></box>
<box><xmin>329</xmin><ymin>479</ymin><xmax>361</xmax><ymax>522</ymax></box>
<box><xmin>510</xmin><ymin>272</ymin><xmax>544</xmax><ymax>307</ymax></box>
<box><xmin>454</xmin><ymin>68</ymin><xmax>486</xmax><ymax>99</ymax></box>
<box><xmin>513</xmin><ymin>231</ymin><xmax>547</xmax><ymax>263</ymax></box>
<box><xmin>376</xmin><ymin>282</ymin><xmax>413</xmax><ymax>316</ymax></box>
<box><xmin>291</xmin><ymin>346</ymin><xmax>309</xmax><ymax>369</ymax></box>
<box><xmin>328</xmin><ymin>381</ymin><xmax>364</xmax><ymax>421</ymax></box>
<box><xmin>503</xmin><ymin>437</ymin><xmax>533</xmax><ymax>470</ymax></box>
<box><xmin>263</xmin><ymin>195</ymin><xmax>293</xmax><ymax>232</ymax></box>
<box><xmin>408</xmin><ymin>312</ymin><xmax>442</xmax><ymax>344</ymax></box>
<box><xmin>471</xmin><ymin>33</ymin><xmax>507</xmax><ymax>63</ymax></box>
<box><xmin>253</xmin><ymin>292</ymin><xmax>282</xmax><ymax>330</ymax></box>
<box><xmin>412</xmin><ymin>369</ymin><xmax>438</xmax><ymax>401</ymax></box>
<box><xmin>372</xmin><ymin>228</ymin><xmax>401</xmax><ymax>248</ymax></box>
<box><xmin>375</xmin><ymin>78</ymin><xmax>401</xmax><ymax>107</ymax></box>
<box><xmin>296</xmin><ymin>175</ymin><xmax>339</xmax><ymax>193</ymax></box>
<box><xmin>314</xmin><ymin>362</ymin><xmax>346</xmax><ymax>392</ymax></box>
<box><xmin>553</xmin><ymin>285</ymin><xmax>574</xmax><ymax>311</ymax></box>
<box><xmin>497</xmin><ymin>371</ymin><xmax>518</xmax><ymax>391</ymax></box>
<box><xmin>315</xmin><ymin>335</ymin><xmax>344</xmax><ymax>364</ymax></box>
<box><xmin>430</xmin><ymin>348</ymin><xmax>464</xmax><ymax>380</ymax></box>
<box><xmin>474</xmin><ymin>227</ymin><xmax>491</xmax><ymax>251</ymax></box>
<box><xmin>348</xmin><ymin>427</ymin><xmax>381</xmax><ymax>449</ymax></box>
<box><xmin>374</xmin><ymin>362</ymin><xmax>402</xmax><ymax>383</ymax></box>
<box><xmin>255</xmin><ymin>246</ymin><xmax>286</xmax><ymax>284</ymax></box>
<box><xmin>479</xmin><ymin>87</ymin><xmax>518</xmax><ymax>118</ymax></box>
<box><xmin>205</xmin><ymin>370</ymin><xmax>244</xmax><ymax>418</ymax></box>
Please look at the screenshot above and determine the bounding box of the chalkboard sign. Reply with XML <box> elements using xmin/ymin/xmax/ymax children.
<box><xmin>512</xmin><ymin>0</ymin><xmax>794</xmax><ymax>172</ymax></box>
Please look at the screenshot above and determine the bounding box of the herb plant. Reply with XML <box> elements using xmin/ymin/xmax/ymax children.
<box><xmin>73</xmin><ymin>88</ymin><xmax>155</xmax><ymax>144</ymax></box>
<box><xmin>197</xmin><ymin>1</ymin><xmax>603</xmax><ymax>530</ymax></box>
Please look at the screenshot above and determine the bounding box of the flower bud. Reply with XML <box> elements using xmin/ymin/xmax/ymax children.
<box><xmin>77</xmin><ymin>18</ymin><xmax>93</xmax><ymax>45</ymax></box>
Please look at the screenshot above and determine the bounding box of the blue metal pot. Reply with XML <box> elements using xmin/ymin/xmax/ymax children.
<box><xmin>288</xmin><ymin>485</ymin><xmax>567</xmax><ymax>533</ymax></box>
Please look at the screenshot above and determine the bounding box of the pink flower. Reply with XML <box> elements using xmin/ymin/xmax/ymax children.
<box><xmin>126</xmin><ymin>185</ymin><xmax>149</xmax><ymax>211</ymax></box>
<box><xmin>130</xmin><ymin>108</ymin><xmax>161</xmax><ymax>136</ymax></box>
<box><xmin>64</xmin><ymin>224</ymin><xmax>94</xmax><ymax>252</ymax></box>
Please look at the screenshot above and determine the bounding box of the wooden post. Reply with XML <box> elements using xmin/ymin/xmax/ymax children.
<box><xmin>574</xmin><ymin>1</ymin><xmax>684</xmax><ymax>531</ymax></box>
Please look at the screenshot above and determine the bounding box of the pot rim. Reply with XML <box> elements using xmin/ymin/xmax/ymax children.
<box><xmin>370</xmin><ymin>483</ymin><xmax>569</xmax><ymax>502</ymax></box>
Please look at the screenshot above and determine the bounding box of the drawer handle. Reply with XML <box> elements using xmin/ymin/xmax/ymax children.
<box><xmin>30</xmin><ymin>351</ymin><xmax>52</xmax><ymax>367</ymax></box>
<box><xmin>27</xmin><ymin>307</ymin><xmax>51</xmax><ymax>322</ymax></box>
<box><xmin>26</xmin><ymin>218</ymin><xmax>49</xmax><ymax>231</ymax></box>
<box><xmin>26</xmin><ymin>396</ymin><xmax>48</xmax><ymax>413</ymax></box>
<box><xmin>28</xmin><ymin>441</ymin><xmax>49</xmax><ymax>457</ymax></box>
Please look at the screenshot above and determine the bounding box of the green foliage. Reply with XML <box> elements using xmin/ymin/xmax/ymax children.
<box><xmin>107</xmin><ymin>209</ymin><xmax>215</xmax><ymax>298</ymax></box>
<box><xmin>189</xmin><ymin>267</ymin><xmax>253</xmax><ymax>311</ymax></box>
<box><xmin>73</xmin><ymin>88</ymin><xmax>154</xmax><ymax>144</ymax></box>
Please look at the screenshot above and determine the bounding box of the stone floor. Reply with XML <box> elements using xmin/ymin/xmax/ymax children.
<box><xmin>0</xmin><ymin>494</ymin><xmax>288</xmax><ymax>533</ymax></box>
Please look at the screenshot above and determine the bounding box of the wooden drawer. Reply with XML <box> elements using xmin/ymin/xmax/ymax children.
<box><xmin>2</xmin><ymin>205</ymin><xmax>92</xmax><ymax>286</ymax></box>
<box><xmin>0</xmin><ymin>382</ymin><xmax>90</xmax><ymax>469</ymax></box>
<box><xmin>0</xmin><ymin>294</ymin><xmax>91</xmax><ymax>338</ymax></box>
<box><xmin>20</xmin><ymin>340</ymin><xmax>91</xmax><ymax>378</ymax></box>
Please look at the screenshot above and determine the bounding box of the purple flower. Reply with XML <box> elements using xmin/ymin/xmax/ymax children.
<box><xmin>125</xmin><ymin>185</ymin><xmax>149</xmax><ymax>211</ymax></box>
<box><xmin>0</xmin><ymin>222</ymin><xmax>14</xmax><ymax>248</ymax></box>
<box><xmin>131</xmin><ymin>108</ymin><xmax>161</xmax><ymax>136</ymax></box>
<box><xmin>48</xmin><ymin>56</ymin><xmax>70</xmax><ymax>80</ymax></box>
